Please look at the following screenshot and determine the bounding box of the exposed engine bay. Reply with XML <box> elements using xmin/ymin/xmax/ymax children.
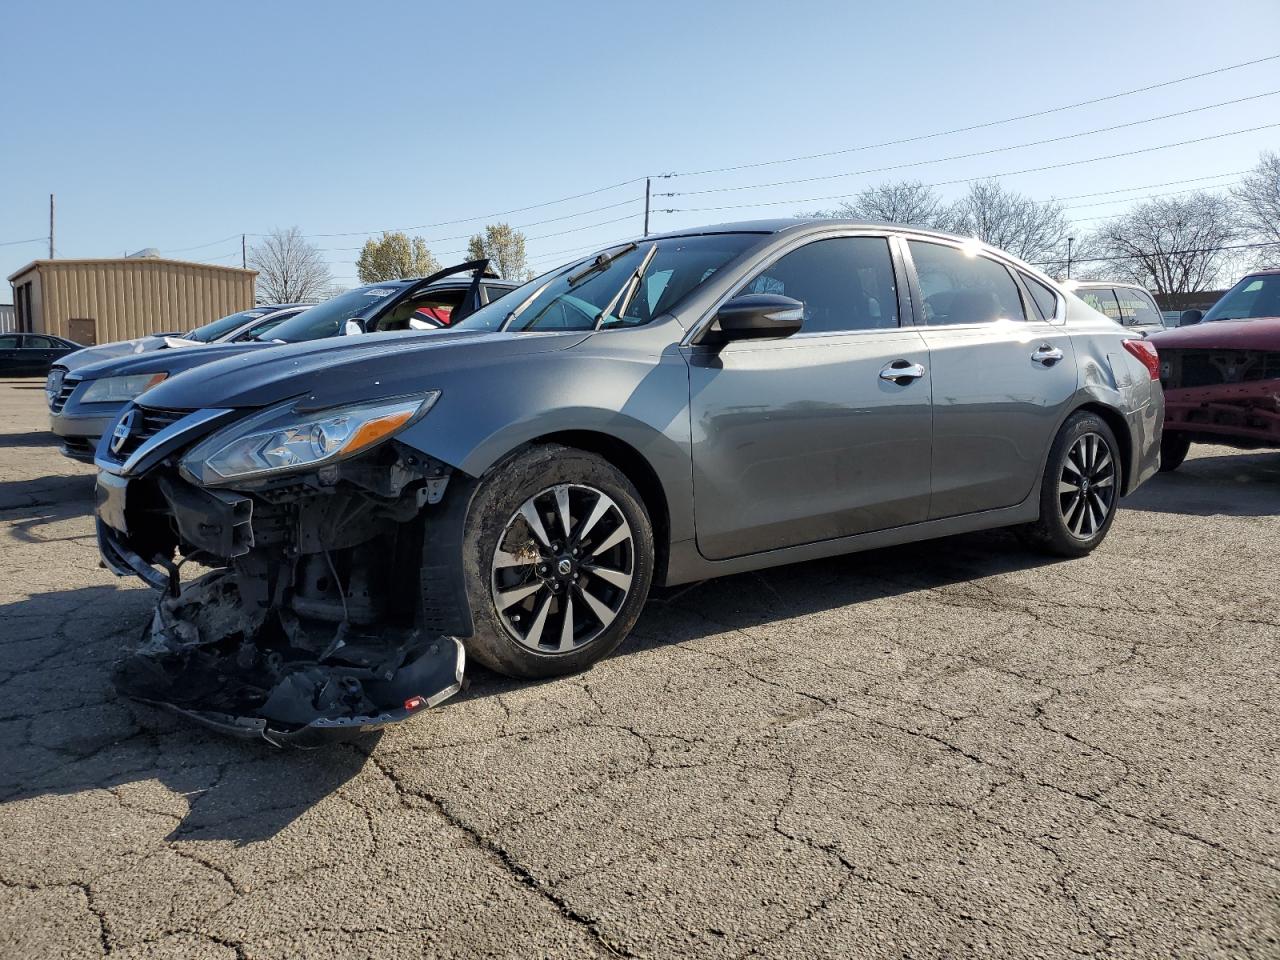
<box><xmin>98</xmin><ymin>431</ymin><xmax>468</xmax><ymax>746</ymax></box>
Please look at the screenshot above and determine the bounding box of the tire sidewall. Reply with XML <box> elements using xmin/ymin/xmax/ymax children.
<box><xmin>460</xmin><ymin>444</ymin><xmax>654</xmax><ymax>678</ymax></box>
<box><xmin>1037</xmin><ymin>412</ymin><xmax>1122</xmax><ymax>554</ymax></box>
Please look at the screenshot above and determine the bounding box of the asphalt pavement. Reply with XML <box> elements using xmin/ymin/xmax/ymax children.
<box><xmin>1</xmin><ymin>378</ymin><xmax>1276</xmax><ymax>959</ymax></box>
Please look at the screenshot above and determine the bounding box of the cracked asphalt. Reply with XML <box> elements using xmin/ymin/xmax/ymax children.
<box><xmin>0</xmin><ymin>377</ymin><xmax>1277</xmax><ymax>959</ymax></box>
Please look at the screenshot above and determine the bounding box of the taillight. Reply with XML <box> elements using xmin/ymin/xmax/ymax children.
<box><xmin>1122</xmin><ymin>338</ymin><xmax>1160</xmax><ymax>380</ymax></box>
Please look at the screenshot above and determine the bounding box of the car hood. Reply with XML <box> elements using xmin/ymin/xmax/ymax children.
<box><xmin>1148</xmin><ymin>316</ymin><xmax>1280</xmax><ymax>351</ymax></box>
<box><xmin>139</xmin><ymin>328</ymin><xmax>593</xmax><ymax>410</ymax></box>
<box><xmin>59</xmin><ymin>337</ymin><xmax>168</xmax><ymax>371</ymax></box>
<box><xmin>71</xmin><ymin>341</ymin><xmax>273</xmax><ymax>381</ymax></box>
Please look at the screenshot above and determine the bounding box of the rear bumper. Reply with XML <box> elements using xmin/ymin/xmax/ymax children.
<box><xmin>1163</xmin><ymin>379</ymin><xmax>1280</xmax><ymax>447</ymax></box>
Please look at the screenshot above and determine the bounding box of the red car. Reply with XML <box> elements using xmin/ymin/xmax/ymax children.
<box><xmin>1148</xmin><ymin>269</ymin><xmax>1280</xmax><ymax>470</ymax></box>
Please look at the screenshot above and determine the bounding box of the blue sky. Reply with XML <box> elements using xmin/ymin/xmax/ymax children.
<box><xmin>2</xmin><ymin>0</ymin><xmax>1278</xmax><ymax>289</ymax></box>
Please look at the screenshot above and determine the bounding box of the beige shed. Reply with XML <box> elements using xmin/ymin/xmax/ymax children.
<box><xmin>7</xmin><ymin>257</ymin><xmax>256</xmax><ymax>346</ymax></box>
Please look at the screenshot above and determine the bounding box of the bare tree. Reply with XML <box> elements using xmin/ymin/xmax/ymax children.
<box><xmin>1232</xmin><ymin>151</ymin><xmax>1280</xmax><ymax>267</ymax></box>
<box><xmin>807</xmin><ymin>180</ymin><xmax>960</xmax><ymax>230</ymax></box>
<box><xmin>1088</xmin><ymin>193</ymin><xmax>1241</xmax><ymax>309</ymax></box>
<box><xmin>247</xmin><ymin>227</ymin><xmax>332</xmax><ymax>303</ymax></box>
<box><xmin>356</xmin><ymin>232</ymin><xmax>440</xmax><ymax>283</ymax></box>
<box><xmin>466</xmin><ymin>223</ymin><xmax>530</xmax><ymax>280</ymax></box>
<box><xmin>950</xmin><ymin>180</ymin><xmax>1071</xmax><ymax>264</ymax></box>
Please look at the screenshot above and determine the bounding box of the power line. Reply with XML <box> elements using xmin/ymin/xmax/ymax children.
<box><xmin>663</xmin><ymin>90</ymin><xmax>1280</xmax><ymax>198</ymax></box>
<box><xmin>316</xmin><ymin>197</ymin><xmax>643</xmax><ymax>252</ymax></box>
<box><xmin>1033</xmin><ymin>239</ymin><xmax>1280</xmax><ymax>267</ymax></box>
<box><xmin>0</xmin><ymin>236</ymin><xmax>46</xmax><ymax>247</ymax></box>
<box><xmin>661</xmin><ymin>122</ymin><xmax>1280</xmax><ymax>215</ymax></box>
<box><xmin>669</xmin><ymin>53</ymin><xmax>1280</xmax><ymax>178</ymax></box>
<box><xmin>300</xmin><ymin>176</ymin><xmax>648</xmax><ymax>239</ymax></box>
<box><xmin>1038</xmin><ymin>171</ymin><xmax>1246</xmax><ymax>205</ymax></box>
<box><xmin>164</xmin><ymin>233</ymin><xmax>244</xmax><ymax>254</ymax></box>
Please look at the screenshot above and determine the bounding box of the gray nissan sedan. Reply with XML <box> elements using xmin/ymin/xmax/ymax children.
<box><xmin>94</xmin><ymin>220</ymin><xmax>1163</xmax><ymax>743</ymax></box>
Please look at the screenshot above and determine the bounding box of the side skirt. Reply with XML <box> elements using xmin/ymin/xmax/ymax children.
<box><xmin>662</xmin><ymin>489</ymin><xmax>1041</xmax><ymax>586</ymax></box>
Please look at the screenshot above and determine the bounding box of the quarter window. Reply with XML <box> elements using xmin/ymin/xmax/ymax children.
<box><xmin>907</xmin><ymin>241</ymin><xmax>1026</xmax><ymax>324</ymax></box>
<box><xmin>1022</xmin><ymin>274</ymin><xmax>1060</xmax><ymax>321</ymax></box>
<box><xmin>738</xmin><ymin>237</ymin><xmax>899</xmax><ymax>333</ymax></box>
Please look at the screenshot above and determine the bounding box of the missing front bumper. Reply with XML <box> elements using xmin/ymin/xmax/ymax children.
<box><xmin>114</xmin><ymin>570</ymin><xmax>467</xmax><ymax>746</ymax></box>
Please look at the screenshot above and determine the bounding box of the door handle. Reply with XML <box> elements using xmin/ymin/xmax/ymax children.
<box><xmin>1031</xmin><ymin>345</ymin><xmax>1064</xmax><ymax>365</ymax></box>
<box><xmin>879</xmin><ymin>360</ymin><xmax>926</xmax><ymax>384</ymax></box>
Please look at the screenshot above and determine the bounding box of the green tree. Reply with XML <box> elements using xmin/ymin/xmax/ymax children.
<box><xmin>356</xmin><ymin>232</ymin><xmax>440</xmax><ymax>283</ymax></box>
<box><xmin>466</xmin><ymin>223</ymin><xmax>529</xmax><ymax>280</ymax></box>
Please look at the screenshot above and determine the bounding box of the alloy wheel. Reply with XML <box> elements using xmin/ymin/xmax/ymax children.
<box><xmin>1058</xmin><ymin>432</ymin><xmax>1117</xmax><ymax>540</ymax></box>
<box><xmin>490</xmin><ymin>484</ymin><xmax>635</xmax><ymax>653</ymax></box>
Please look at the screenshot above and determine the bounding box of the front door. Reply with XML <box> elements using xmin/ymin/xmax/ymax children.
<box><xmin>903</xmin><ymin>239</ymin><xmax>1078</xmax><ymax>519</ymax></box>
<box><xmin>687</xmin><ymin>234</ymin><xmax>933</xmax><ymax>560</ymax></box>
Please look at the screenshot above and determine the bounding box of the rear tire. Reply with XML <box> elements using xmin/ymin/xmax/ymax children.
<box><xmin>1020</xmin><ymin>411</ymin><xmax>1122</xmax><ymax>557</ymax></box>
<box><xmin>459</xmin><ymin>444</ymin><xmax>654</xmax><ymax>679</ymax></box>
<box><xmin>1159</xmin><ymin>433</ymin><xmax>1191</xmax><ymax>472</ymax></box>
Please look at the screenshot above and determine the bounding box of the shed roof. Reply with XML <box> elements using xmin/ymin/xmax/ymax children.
<box><xmin>7</xmin><ymin>257</ymin><xmax>257</xmax><ymax>283</ymax></box>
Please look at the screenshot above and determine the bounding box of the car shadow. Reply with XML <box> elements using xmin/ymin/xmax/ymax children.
<box><xmin>0</xmin><ymin>472</ymin><xmax>95</xmax><ymax>513</ymax></box>
<box><xmin>1125</xmin><ymin>449</ymin><xmax>1279</xmax><ymax>518</ymax></box>
<box><xmin>0</xmin><ymin>430</ymin><xmax>63</xmax><ymax>449</ymax></box>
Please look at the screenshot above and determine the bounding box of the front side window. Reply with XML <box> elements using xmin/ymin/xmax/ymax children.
<box><xmin>455</xmin><ymin>233</ymin><xmax>762</xmax><ymax>333</ymax></box>
<box><xmin>738</xmin><ymin>237</ymin><xmax>899</xmax><ymax>333</ymax></box>
<box><xmin>1202</xmin><ymin>274</ymin><xmax>1280</xmax><ymax>322</ymax></box>
<box><xmin>0</xmin><ymin>335</ymin><xmax>20</xmax><ymax>348</ymax></box>
<box><xmin>908</xmin><ymin>241</ymin><xmax>1025</xmax><ymax>324</ymax></box>
<box><xmin>1113</xmin><ymin>287</ymin><xmax>1163</xmax><ymax>326</ymax></box>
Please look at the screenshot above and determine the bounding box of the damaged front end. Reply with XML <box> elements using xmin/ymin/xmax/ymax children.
<box><xmin>94</xmin><ymin>394</ymin><xmax>469</xmax><ymax>746</ymax></box>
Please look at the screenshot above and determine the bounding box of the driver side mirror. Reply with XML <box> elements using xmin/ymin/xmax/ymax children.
<box><xmin>343</xmin><ymin>319</ymin><xmax>364</xmax><ymax>336</ymax></box>
<box><xmin>703</xmin><ymin>294</ymin><xmax>804</xmax><ymax>344</ymax></box>
<box><xmin>1178</xmin><ymin>309</ymin><xmax>1203</xmax><ymax>326</ymax></box>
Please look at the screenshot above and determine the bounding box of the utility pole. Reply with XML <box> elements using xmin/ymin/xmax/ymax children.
<box><xmin>241</xmin><ymin>234</ymin><xmax>247</xmax><ymax>269</ymax></box>
<box><xmin>643</xmin><ymin>178</ymin><xmax>651</xmax><ymax>237</ymax></box>
<box><xmin>1066</xmin><ymin>236</ymin><xmax>1074</xmax><ymax>279</ymax></box>
<box><xmin>48</xmin><ymin>194</ymin><xmax>55</xmax><ymax>259</ymax></box>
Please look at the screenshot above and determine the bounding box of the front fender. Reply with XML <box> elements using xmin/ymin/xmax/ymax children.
<box><xmin>393</xmin><ymin>337</ymin><xmax>696</xmax><ymax>542</ymax></box>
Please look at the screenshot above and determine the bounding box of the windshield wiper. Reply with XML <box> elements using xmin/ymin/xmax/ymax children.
<box><xmin>593</xmin><ymin>243</ymin><xmax>658</xmax><ymax>328</ymax></box>
<box><xmin>567</xmin><ymin>243</ymin><xmax>638</xmax><ymax>286</ymax></box>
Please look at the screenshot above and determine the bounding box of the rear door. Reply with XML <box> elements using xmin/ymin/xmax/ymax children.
<box><xmin>903</xmin><ymin>239</ymin><xmax>1078</xmax><ymax>519</ymax></box>
<box><xmin>687</xmin><ymin>233</ymin><xmax>933</xmax><ymax>560</ymax></box>
<box><xmin>23</xmin><ymin>335</ymin><xmax>62</xmax><ymax>372</ymax></box>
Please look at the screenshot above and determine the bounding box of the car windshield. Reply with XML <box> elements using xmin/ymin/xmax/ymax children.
<box><xmin>264</xmin><ymin>286</ymin><xmax>403</xmax><ymax>342</ymax></box>
<box><xmin>186</xmin><ymin>308</ymin><xmax>273</xmax><ymax>343</ymax></box>
<box><xmin>454</xmin><ymin>234</ymin><xmax>762</xmax><ymax>333</ymax></box>
<box><xmin>1202</xmin><ymin>274</ymin><xmax>1280</xmax><ymax>322</ymax></box>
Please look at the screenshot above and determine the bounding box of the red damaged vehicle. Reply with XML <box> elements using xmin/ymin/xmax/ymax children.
<box><xmin>1149</xmin><ymin>269</ymin><xmax>1280</xmax><ymax>471</ymax></box>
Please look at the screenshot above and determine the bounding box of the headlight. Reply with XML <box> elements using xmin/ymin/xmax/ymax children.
<box><xmin>81</xmin><ymin>372</ymin><xmax>168</xmax><ymax>404</ymax></box>
<box><xmin>181</xmin><ymin>393</ymin><xmax>438</xmax><ymax>485</ymax></box>
<box><xmin>46</xmin><ymin>369</ymin><xmax>65</xmax><ymax>405</ymax></box>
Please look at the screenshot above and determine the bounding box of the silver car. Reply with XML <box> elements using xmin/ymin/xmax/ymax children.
<box><xmin>94</xmin><ymin>220</ymin><xmax>1163</xmax><ymax>742</ymax></box>
<box><xmin>1064</xmin><ymin>280</ymin><xmax>1168</xmax><ymax>337</ymax></box>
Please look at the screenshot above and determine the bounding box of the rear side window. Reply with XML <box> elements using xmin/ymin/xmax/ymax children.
<box><xmin>1078</xmin><ymin>287</ymin><xmax>1122</xmax><ymax>321</ymax></box>
<box><xmin>1113</xmin><ymin>287</ymin><xmax>1163</xmax><ymax>326</ymax></box>
<box><xmin>25</xmin><ymin>335</ymin><xmax>56</xmax><ymax>347</ymax></box>
<box><xmin>738</xmin><ymin>236</ymin><xmax>900</xmax><ymax>333</ymax></box>
<box><xmin>907</xmin><ymin>241</ymin><xmax>1026</xmax><ymax>324</ymax></box>
<box><xmin>1022</xmin><ymin>275</ymin><xmax>1060</xmax><ymax>321</ymax></box>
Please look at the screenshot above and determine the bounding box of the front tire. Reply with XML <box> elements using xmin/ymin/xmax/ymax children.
<box><xmin>1021</xmin><ymin>411</ymin><xmax>1122</xmax><ymax>557</ymax></box>
<box><xmin>459</xmin><ymin>444</ymin><xmax>654</xmax><ymax>678</ymax></box>
<box><xmin>1159</xmin><ymin>433</ymin><xmax>1191</xmax><ymax>472</ymax></box>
